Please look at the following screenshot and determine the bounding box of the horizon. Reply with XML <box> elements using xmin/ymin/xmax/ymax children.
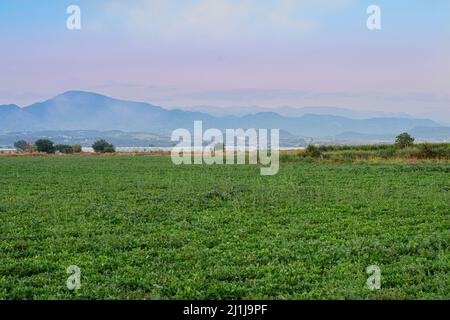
<box><xmin>1</xmin><ymin>89</ymin><xmax>448</xmax><ymax>124</ymax></box>
<box><xmin>1</xmin><ymin>89</ymin><xmax>449</xmax><ymax>148</ymax></box>
<box><xmin>1</xmin><ymin>1</ymin><xmax>449</xmax><ymax>120</ymax></box>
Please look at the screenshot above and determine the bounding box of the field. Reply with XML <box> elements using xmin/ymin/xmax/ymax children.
<box><xmin>0</xmin><ymin>155</ymin><xmax>448</xmax><ymax>299</ymax></box>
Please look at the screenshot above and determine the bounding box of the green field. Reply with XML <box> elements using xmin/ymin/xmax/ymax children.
<box><xmin>0</xmin><ymin>156</ymin><xmax>448</xmax><ymax>299</ymax></box>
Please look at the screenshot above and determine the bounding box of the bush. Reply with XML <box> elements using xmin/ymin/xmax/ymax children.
<box><xmin>55</xmin><ymin>144</ymin><xmax>74</xmax><ymax>154</ymax></box>
<box><xmin>92</xmin><ymin>140</ymin><xmax>115</xmax><ymax>153</ymax></box>
<box><xmin>417</xmin><ymin>144</ymin><xmax>450</xmax><ymax>159</ymax></box>
<box><xmin>35</xmin><ymin>139</ymin><xmax>55</xmax><ymax>153</ymax></box>
<box><xmin>103</xmin><ymin>146</ymin><xmax>116</xmax><ymax>153</ymax></box>
<box><xmin>417</xmin><ymin>144</ymin><xmax>434</xmax><ymax>158</ymax></box>
<box><xmin>395</xmin><ymin>147</ymin><xmax>420</xmax><ymax>159</ymax></box>
<box><xmin>324</xmin><ymin>150</ymin><xmax>374</xmax><ymax>162</ymax></box>
<box><xmin>318</xmin><ymin>144</ymin><xmax>391</xmax><ymax>152</ymax></box>
<box><xmin>377</xmin><ymin>147</ymin><xmax>396</xmax><ymax>159</ymax></box>
<box><xmin>304</xmin><ymin>145</ymin><xmax>322</xmax><ymax>158</ymax></box>
<box><xmin>431</xmin><ymin>145</ymin><xmax>450</xmax><ymax>158</ymax></box>
<box><xmin>289</xmin><ymin>143</ymin><xmax>450</xmax><ymax>162</ymax></box>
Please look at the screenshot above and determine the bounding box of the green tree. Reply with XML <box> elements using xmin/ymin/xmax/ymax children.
<box><xmin>35</xmin><ymin>139</ymin><xmax>55</xmax><ymax>153</ymax></box>
<box><xmin>92</xmin><ymin>140</ymin><xmax>115</xmax><ymax>153</ymax></box>
<box><xmin>14</xmin><ymin>140</ymin><xmax>32</xmax><ymax>152</ymax></box>
<box><xmin>395</xmin><ymin>132</ymin><xmax>415</xmax><ymax>148</ymax></box>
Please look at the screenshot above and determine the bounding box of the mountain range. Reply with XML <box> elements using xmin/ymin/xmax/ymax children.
<box><xmin>178</xmin><ymin>105</ymin><xmax>416</xmax><ymax>119</ymax></box>
<box><xmin>0</xmin><ymin>91</ymin><xmax>448</xmax><ymax>145</ymax></box>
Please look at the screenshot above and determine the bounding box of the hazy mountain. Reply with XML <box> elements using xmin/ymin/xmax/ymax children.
<box><xmin>11</xmin><ymin>91</ymin><xmax>214</xmax><ymax>134</ymax></box>
<box><xmin>0</xmin><ymin>91</ymin><xmax>445</xmax><ymax>140</ymax></box>
<box><xmin>0</xmin><ymin>104</ymin><xmax>40</xmax><ymax>131</ymax></box>
<box><xmin>221</xmin><ymin>113</ymin><xmax>438</xmax><ymax>136</ymax></box>
<box><xmin>331</xmin><ymin>127</ymin><xmax>450</xmax><ymax>145</ymax></box>
<box><xmin>179</xmin><ymin>105</ymin><xmax>414</xmax><ymax>119</ymax></box>
<box><xmin>410</xmin><ymin>127</ymin><xmax>450</xmax><ymax>140</ymax></box>
<box><xmin>334</xmin><ymin>127</ymin><xmax>450</xmax><ymax>141</ymax></box>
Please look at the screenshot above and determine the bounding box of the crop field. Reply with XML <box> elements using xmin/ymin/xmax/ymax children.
<box><xmin>0</xmin><ymin>155</ymin><xmax>448</xmax><ymax>299</ymax></box>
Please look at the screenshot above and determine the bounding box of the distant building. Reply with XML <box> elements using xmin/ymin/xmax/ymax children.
<box><xmin>81</xmin><ymin>147</ymin><xmax>95</xmax><ymax>153</ymax></box>
<box><xmin>0</xmin><ymin>148</ymin><xmax>17</xmax><ymax>154</ymax></box>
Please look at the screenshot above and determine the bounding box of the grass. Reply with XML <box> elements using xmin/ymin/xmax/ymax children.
<box><xmin>0</xmin><ymin>155</ymin><xmax>449</xmax><ymax>299</ymax></box>
<box><xmin>280</xmin><ymin>143</ymin><xmax>450</xmax><ymax>163</ymax></box>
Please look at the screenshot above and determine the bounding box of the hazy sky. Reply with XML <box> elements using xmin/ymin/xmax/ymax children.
<box><xmin>1</xmin><ymin>0</ymin><xmax>449</xmax><ymax>118</ymax></box>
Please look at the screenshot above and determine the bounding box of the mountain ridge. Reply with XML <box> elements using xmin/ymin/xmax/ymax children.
<box><xmin>0</xmin><ymin>91</ymin><xmax>446</xmax><ymax>139</ymax></box>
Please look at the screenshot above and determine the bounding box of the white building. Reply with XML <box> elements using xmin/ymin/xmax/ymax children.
<box><xmin>0</xmin><ymin>148</ymin><xmax>17</xmax><ymax>154</ymax></box>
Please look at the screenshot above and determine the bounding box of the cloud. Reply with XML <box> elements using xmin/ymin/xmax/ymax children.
<box><xmin>95</xmin><ymin>0</ymin><xmax>353</xmax><ymax>40</ymax></box>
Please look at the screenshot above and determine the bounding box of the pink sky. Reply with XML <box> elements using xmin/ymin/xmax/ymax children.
<box><xmin>1</xmin><ymin>1</ymin><xmax>449</xmax><ymax>120</ymax></box>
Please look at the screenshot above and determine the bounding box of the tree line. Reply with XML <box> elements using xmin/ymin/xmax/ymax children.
<box><xmin>14</xmin><ymin>139</ymin><xmax>115</xmax><ymax>154</ymax></box>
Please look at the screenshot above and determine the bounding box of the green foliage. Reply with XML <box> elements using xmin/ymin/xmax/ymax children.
<box><xmin>378</xmin><ymin>147</ymin><xmax>396</xmax><ymax>159</ymax></box>
<box><xmin>419</xmin><ymin>144</ymin><xmax>435</xmax><ymax>158</ymax></box>
<box><xmin>287</xmin><ymin>143</ymin><xmax>450</xmax><ymax>162</ymax></box>
<box><xmin>0</xmin><ymin>156</ymin><xmax>448</xmax><ymax>299</ymax></box>
<box><xmin>317</xmin><ymin>144</ymin><xmax>392</xmax><ymax>152</ymax></box>
<box><xmin>323</xmin><ymin>150</ymin><xmax>372</xmax><ymax>161</ymax></box>
<box><xmin>304</xmin><ymin>144</ymin><xmax>322</xmax><ymax>158</ymax></box>
<box><xmin>34</xmin><ymin>139</ymin><xmax>55</xmax><ymax>153</ymax></box>
<box><xmin>415</xmin><ymin>144</ymin><xmax>450</xmax><ymax>159</ymax></box>
<box><xmin>92</xmin><ymin>139</ymin><xmax>115</xmax><ymax>153</ymax></box>
<box><xmin>103</xmin><ymin>146</ymin><xmax>116</xmax><ymax>153</ymax></box>
<box><xmin>54</xmin><ymin>144</ymin><xmax>74</xmax><ymax>154</ymax></box>
<box><xmin>14</xmin><ymin>140</ymin><xmax>32</xmax><ymax>152</ymax></box>
<box><xmin>395</xmin><ymin>132</ymin><xmax>415</xmax><ymax>148</ymax></box>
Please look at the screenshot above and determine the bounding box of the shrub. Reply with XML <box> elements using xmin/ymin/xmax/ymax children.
<box><xmin>325</xmin><ymin>150</ymin><xmax>374</xmax><ymax>162</ymax></box>
<box><xmin>417</xmin><ymin>144</ymin><xmax>434</xmax><ymax>158</ymax></box>
<box><xmin>55</xmin><ymin>144</ymin><xmax>74</xmax><ymax>154</ymax></box>
<box><xmin>317</xmin><ymin>144</ymin><xmax>392</xmax><ymax>152</ymax></box>
<box><xmin>377</xmin><ymin>147</ymin><xmax>396</xmax><ymax>159</ymax></box>
<box><xmin>395</xmin><ymin>147</ymin><xmax>420</xmax><ymax>159</ymax></box>
<box><xmin>417</xmin><ymin>144</ymin><xmax>450</xmax><ymax>159</ymax></box>
<box><xmin>304</xmin><ymin>145</ymin><xmax>322</xmax><ymax>158</ymax></box>
<box><xmin>103</xmin><ymin>146</ymin><xmax>116</xmax><ymax>153</ymax></box>
<box><xmin>432</xmin><ymin>145</ymin><xmax>450</xmax><ymax>158</ymax></box>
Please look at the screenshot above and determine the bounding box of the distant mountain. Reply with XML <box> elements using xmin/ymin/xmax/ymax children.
<box><xmin>3</xmin><ymin>91</ymin><xmax>214</xmax><ymax>134</ymax></box>
<box><xmin>0</xmin><ymin>104</ymin><xmax>40</xmax><ymax>131</ymax></box>
<box><xmin>335</xmin><ymin>131</ymin><xmax>395</xmax><ymax>141</ymax></box>
<box><xmin>410</xmin><ymin>127</ymin><xmax>450</xmax><ymax>140</ymax></box>
<box><xmin>327</xmin><ymin>126</ymin><xmax>450</xmax><ymax>143</ymax></box>
<box><xmin>180</xmin><ymin>105</ymin><xmax>414</xmax><ymax>119</ymax></box>
<box><xmin>0</xmin><ymin>91</ymin><xmax>444</xmax><ymax>140</ymax></box>
<box><xmin>228</xmin><ymin>113</ymin><xmax>438</xmax><ymax>136</ymax></box>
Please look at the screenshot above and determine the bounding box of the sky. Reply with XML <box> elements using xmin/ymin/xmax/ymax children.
<box><xmin>1</xmin><ymin>0</ymin><xmax>449</xmax><ymax>119</ymax></box>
